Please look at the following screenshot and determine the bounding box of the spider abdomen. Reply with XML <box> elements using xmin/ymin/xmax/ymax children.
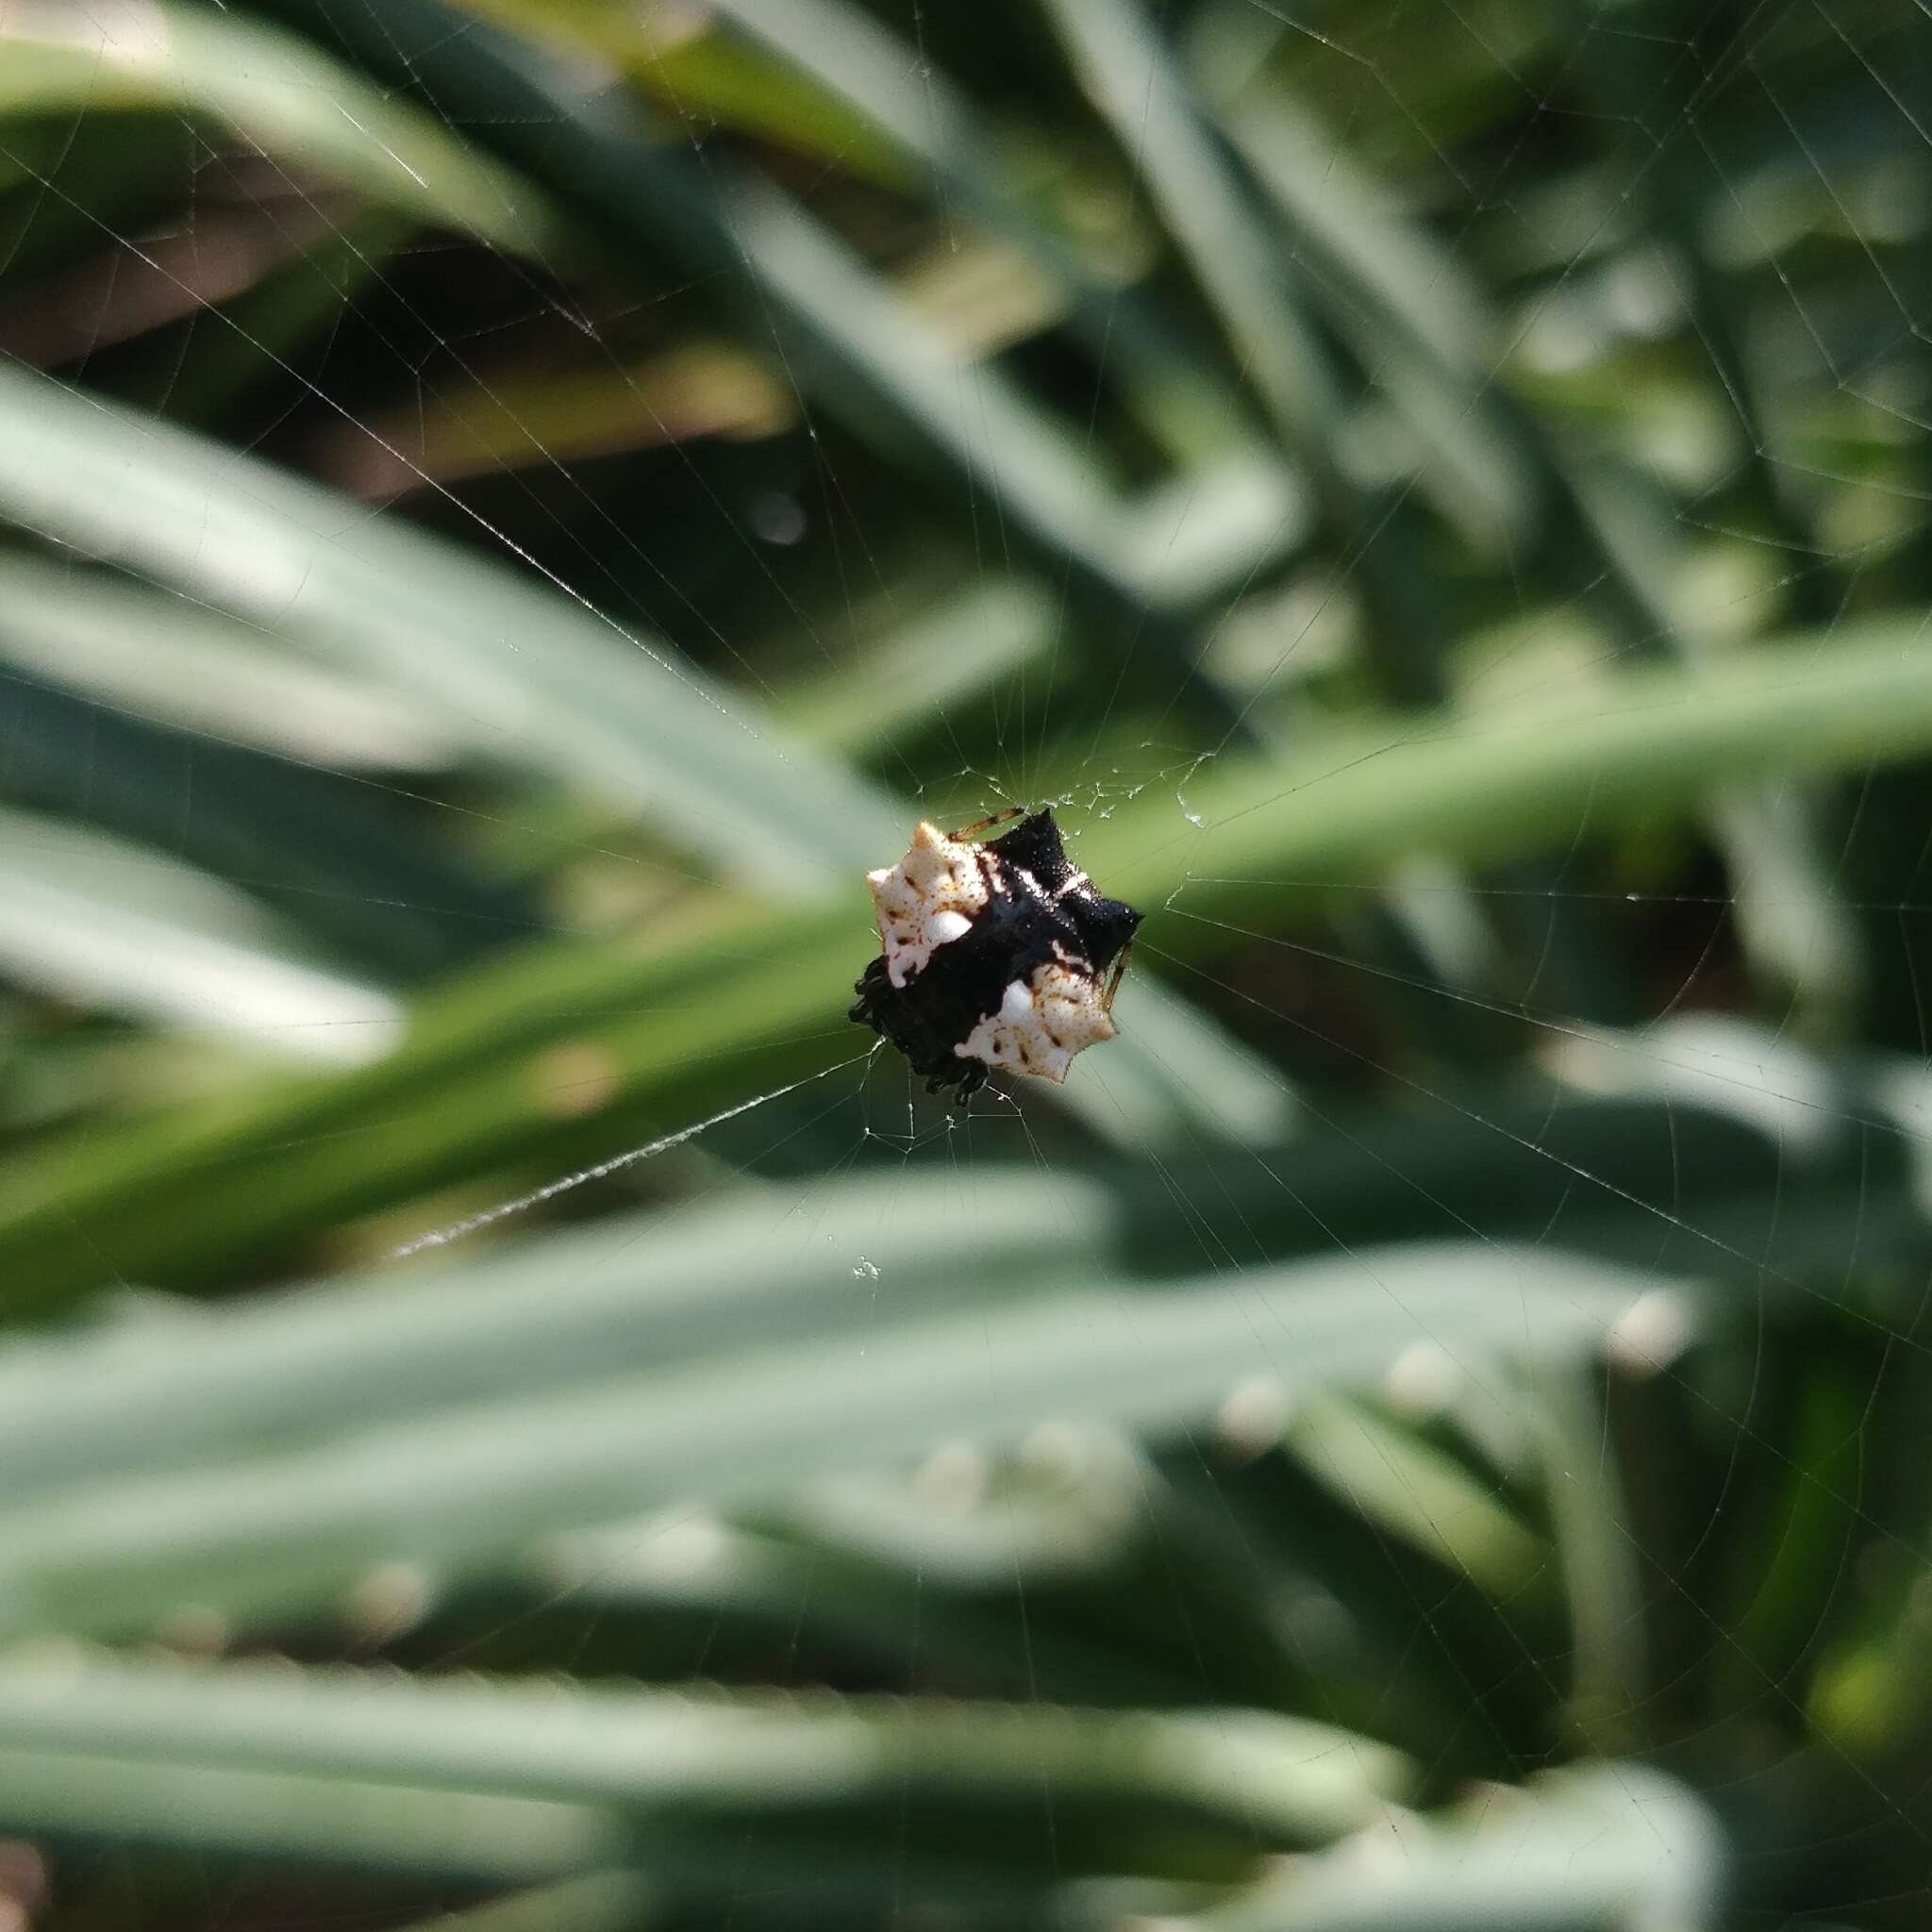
<box><xmin>850</xmin><ymin>808</ymin><xmax>1140</xmax><ymax>1093</ymax></box>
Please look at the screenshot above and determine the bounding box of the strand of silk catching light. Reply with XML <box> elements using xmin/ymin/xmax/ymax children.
<box><xmin>389</xmin><ymin>1047</ymin><xmax>879</xmax><ymax>1258</ymax></box>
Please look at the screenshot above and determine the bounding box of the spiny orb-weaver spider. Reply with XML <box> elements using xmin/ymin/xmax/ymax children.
<box><xmin>849</xmin><ymin>807</ymin><xmax>1141</xmax><ymax>1096</ymax></box>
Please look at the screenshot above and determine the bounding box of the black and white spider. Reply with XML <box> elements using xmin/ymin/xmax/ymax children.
<box><xmin>849</xmin><ymin>807</ymin><xmax>1141</xmax><ymax>1095</ymax></box>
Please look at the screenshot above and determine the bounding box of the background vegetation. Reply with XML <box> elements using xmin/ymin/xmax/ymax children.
<box><xmin>0</xmin><ymin>0</ymin><xmax>1929</xmax><ymax>1924</ymax></box>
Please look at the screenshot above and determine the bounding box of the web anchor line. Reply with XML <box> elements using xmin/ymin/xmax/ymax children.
<box><xmin>389</xmin><ymin>1047</ymin><xmax>879</xmax><ymax>1258</ymax></box>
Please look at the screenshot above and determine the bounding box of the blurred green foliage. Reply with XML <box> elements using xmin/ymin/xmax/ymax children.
<box><xmin>0</xmin><ymin>0</ymin><xmax>1930</xmax><ymax>1925</ymax></box>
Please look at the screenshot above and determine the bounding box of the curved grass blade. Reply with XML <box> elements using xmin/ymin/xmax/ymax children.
<box><xmin>0</xmin><ymin>1650</ymin><xmax>1407</xmax><ymax>1900</ymax></box>
<box><xmin>1181</xmin><ymin>1760</ymin><xmax>1725</xmax><ymax>1932</ymax></box>
<box><xmin>0</xmin><ymin>358</ymin><xmax>903</xmax><ymax>885</ymax></box>
<box><xmin>0</xmin><ymin>1242</ymin><xmax>1665</xmax><ymax>1641</ymax></box>
<box><xmin>0</xmin><ymin>807</ymin><xmax>401</xmax><ymax>1065</ymax></box>
<box><xmin>240</xmin><ymin>0</ymin><xmax>1244</xmax><ymax>727</ymax></box>
<box><xmin>0</xmin><ymin>3</ymin><xmax>571</xmax><ymax>255</ymax></box>
<box><xmin>0</xmin><ymin>615</ymin><xmax>1927</xmax><ymax>1304</ymax></box>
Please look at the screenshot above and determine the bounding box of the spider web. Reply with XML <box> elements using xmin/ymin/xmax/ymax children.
<box><xmin>0</xmin><ymin>0</ymin><xmax>1928</xmax><ymax>1925</ymax></box>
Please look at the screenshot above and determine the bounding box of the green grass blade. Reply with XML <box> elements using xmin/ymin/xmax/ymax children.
<box><xmin>0</xmin><ymin>807</ymin><xmax>400</xmax><ymax>1064</ymax></box>
<box><xmin>0</xmin><ymin>5</ymin><xmax>571</xmax><ymax>254</ymax></box>
<box><xmin>0</xmin><ymin>589</ymin><xmax>537</xmax><ymax>980</ymax></box>
<box><xmin>386</xmin><ymin>1876</ymin><xmax>657</xmax><ymax>1932</ymax></box>
<box><xmin>1286</xmin><ymin>1392</ymin><xmax>1549</xmax><ymax>1599</ymax></box>
<box><xmin>1039</xmin><ymin>0</ymin><xmax>1336</xmax><ymax>454</ymax></box>
<box><xmin>0</xmin><ymin>616</ymin><xmax>1926</xmax><ymax>1305</ymax></box>
<box><xmin>0</xmin><ymin>1740</ymin><xmax>625</xmax><ymax>1882</ymax></box>
<box><xmin>1185</xmin><ymin>1761</ymin><xmax>1725</xmax><ymax>1932</ymax></box>
<box><xmin>0</xmin><ymin>1169</ymin><xmax>1115</xmax><ymax>1504</ymax></box>
<box><xmin>0</xmin><ymin>1649</ymin><xmax>1408</xmax><ymax>1849</ymax></box>
<box><xmin>239</xmin><ymin>0</ymin><xmax>1241</xmax><ymax>721</ymax></box>
<box><xmin>0</xmin><ymin>552</ymin><xmax>456</xmax><ymax>770</ymax></box>
<box><xmin>1082</xmin><ymin>615</ymin><xmax>1932</xmax><ymax>928</ymax></box>
<box><xmin>702</xmin><ymin>0</ymin><xmax>1244</xmax><ymax>462</ymax></box>
<box><xmin>0</xmin><ymin>358</ymin><xmax>902</xmax><ymax>885</ymax></box>
<box><xmin>0</xmin><ymin>1243</ymin><xmax>1669</xmax><ymax>1641</ymax></box>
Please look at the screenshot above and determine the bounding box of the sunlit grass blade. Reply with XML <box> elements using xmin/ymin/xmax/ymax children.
<box><xmin>0</xmin><ymin>1243</ymin><xmax>1670</xmax><ymax>1641</ymax></box>
<box><xmin>1084</xmin><ymin>614</ymin><xmax>1932</xmax><ymax>928</ymax></box>
<box><xmin>1529</xmin><ymin>1369</ymin><xmax>1649</xmax><ymax>1753</ymax></box>
<box><xmin>0</xmin><ymin>808</ymin><xmax>400</xmax><ymax>1065</ymax></box>
<box><xmin>1193</xmin><ymin>45</ymin><xmax>1529</xmax><ymax>547</ymax></box>
<box><xmin>1039</xmin><ymin>0</ymin><xmax>1335</xmax><ymax>456</ymax></box>
<box><xmin>0</xmin><ymin>358</ymin><xmax>902</xmax><ymax>884</ymax></box>
<box><xmin>2</xmin><ymin>616</ymin><xmax>1928</xmax><ymax>1305</ymax></box>
<box><xmin>0</xmin><ymin>1650</ymin><xmax>1408</xmax><ymax>1909</ymax></box>
<box><xmin>779</xmin><ymin>577</ymin><xmax>1054</xmax><ymax>753</ymax></box>
<box><xmin>0</xmin><ymin>1649</ymin><xmax>1410</xmax><ymax>1846</ymax></box>
<box><xmin>701</xmin><ymin>0</ymin><xmax>1246</xmax><ymax>463</ymax></box>
<box><xmin>242</xmin><ymin>0</ymin><xmax>1242</xmax><ymax>722</ymax></box>
<box><xmin>0</xmin><ymin>5</ymin><xmax>572</xmax><ymax>255</ymax></box>
<box><xmin>1179</xmin><ymin>1760</ymin><xmax>1725</xmax><ymax>1932</ymax></box>
<box><xmin>0</xmin><ymin>588</ymin><xmax>535</xmax><ymax>980</ymax></box>
<box><xmin>0</xmin><ymin>551</ymin><xmax>456</xmax><ymax>770</ymax></box>
<box><xmin>0</xmin><ymin>1169</ymin><xmax>1116</xmax><ymax>1506</ymax></box>
<box><xmin>1285</xmin><ymin>1392</ymin><xmax>1549</xmax><ymax>1599</ymax></box>
<box><xmin>0</xmin><ymin>1738</ymin><xmax>630</xmax><ymax>1885</ymax></box>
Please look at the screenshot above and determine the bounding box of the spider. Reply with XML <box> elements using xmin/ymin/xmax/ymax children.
<box><xmin>849</xmin><ymin>806</ymin><xmax>1141</xmax><ymax>1095</ymax></box>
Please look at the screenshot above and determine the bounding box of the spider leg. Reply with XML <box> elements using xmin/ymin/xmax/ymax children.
<box><xmin>947</xmin><ymin>805</ymin><xmax>1024</xmax><ymax>842</ymax></box>
<box><xmin>1100</xmin><ymin>939</ymin><xmax>1134</xmax><ymax>1015</ymax></box>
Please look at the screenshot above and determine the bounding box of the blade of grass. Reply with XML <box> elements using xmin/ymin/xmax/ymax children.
<box><xmin>1528</xmin><ymin>1368</ymin><xmax>1650</xmax><ymax>1755</ymax></box>
<box><xmin>0</xmin><ymin>358</ymin><xmax>903</xmax><ymax>885</ymax></box>
<box><xmin>0</xmin><ymin>552</ymin><xmax>456</xmax><ymax>770</ymax></box>
<box><xmin>1078</xmin><ymin>613</ymin><xmax>1932</xmax><ymax>929</ymax></box>
<box><xmin>1181</xmin><ymin>1760</ymin><xmax>1725</xmax><ymax>1932</ymax></box>
<box><xmin>241</xmin><ymin>0</ymin><xmax>1245</xmax><ymax>725</ymax></box>
<box><xmin>0</xmin><ymin>5</ymin><xmax>571</xmax><ymax>256</ymax></box>
<box><xmin>0</xmin><ymin>651</ymin><xmax>534</xmax><ymax>982</ymax></box>
<box><xmin>0</xmin><ymin>1242</ymin><xmax>1673</xmax><ymax>1641</ymax></box>
<box><xmin>1285</xmin><ymin>1392</ymin><xmax>1549</xmax><ymax>1600</ymax></box>
<box><xmin>0</xmin><ymin>807</ymin><xmax>401</xmax><ymax>1065</ymax></box>
<box><xmin>701</xmin><ymin>0</ymin><xmax>1247</xmax><ymax>466</ymax></box>
<box><xmin>523</xmin><ymin>1505</ymin><xmax>1196</xmax><ymax>1707</ymax></box>
<box><xmin>1039</xmin><ymin>0</ymin><xmax>1475</xmax><ymax>703</ymax></box>
<box><xmin>0</xmin><ymin>1740</ymin><xmax>627</xmax><ymax>1883</ymax></box>
<box><xmin>1</xmin><ymin>613</ymin><xmax>1928</xmax><ymax>1305</ymax></box>
<box><xmin>460</xmin><ymin>0</ymin><xmax>904</xmax><ymax>187</ymax></box>
<box><xmin>0</xmin><ymin>1167</ymin><xmax>1117</xmax><ymax>1505</ymax></box>
<box><xmin>386</xmin><ymin>1876</ymin><xmax>657</xmax><ymax>1932</ymax></box>
<box><xmin>0</xmin><ymin>1649</ymin><xmax>1408</xmax><ymax>1849</ymax></box>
